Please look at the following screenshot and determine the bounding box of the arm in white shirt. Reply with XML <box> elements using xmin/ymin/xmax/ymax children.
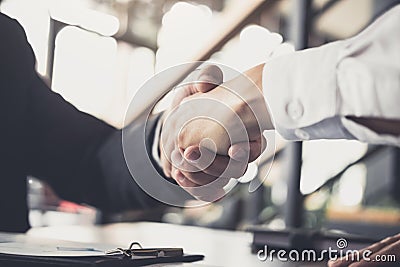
<box><xmin>263</xmin><ymin>4</ymin><xmax>400</xmax><ymax>146</ymax></box>
<box><xmin>152</xmin><ymin>5</ymin><xmax>400</xmax><ymax>173</ymax></box>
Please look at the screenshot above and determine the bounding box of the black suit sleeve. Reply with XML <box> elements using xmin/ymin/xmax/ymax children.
<box><xmin>96</xmin><ymin>115</ymin><xmax>165</xmax><ymax>212</ymax></box>
<box><xmin>0</xmin><ymin>14</ymin><xmax>162</xmax><ymax>212</ymax></box>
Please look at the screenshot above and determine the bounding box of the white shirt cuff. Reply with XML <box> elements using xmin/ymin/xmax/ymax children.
<box><xmin>261</xmin><ymin>7</ymin><xmax>400</xmax><ymax>147</ymax></box>
<box><xmin>262</xmin><ymin>41</ymin><xmax>347</xmax><ymax>140</ymax></box>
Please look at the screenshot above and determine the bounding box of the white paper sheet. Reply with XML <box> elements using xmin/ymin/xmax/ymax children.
<box><xmin>0</xmin><ymin>232</ymin><xmax>115</xmax><ymax>257</ymax></box>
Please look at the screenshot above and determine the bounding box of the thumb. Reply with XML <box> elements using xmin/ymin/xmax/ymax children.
<box><xmin>195</xmin><ymin>65</ymin><xmax>223</xmax><ymax>93</ymax></box>
<box><xmin>171</xmin><ymin>65</ymin><xmax>223</xmax><ymax>108</ymax></box>
<box><xmin>229</xmin><ymin>137</ymin><xmax>266</xmax><ymax>163</ymax></box>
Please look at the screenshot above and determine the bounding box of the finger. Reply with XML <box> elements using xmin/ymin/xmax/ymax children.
<box><xmin>329</xmin><ymin>234</ymin><xmax>400</xmax><ymax>267</ymax></box>
<box><xmin>170</xmin><ymin>166</ymin><xmax>182</xmax><ymax>183</ymax></box>
<box><xmin>204</xmin><ymin>154</ymin><xmax>247</xmax><ymax>179</ymax></box>
<box><xmin>349</xmin><ymin>239</ymin><xmax>400</xmax><ymax>267</ymax></box>
<box><xmin>171</xmin><ymin>65</ymin><xmax>222</xmax><ymax>107</ymax></box>
<box><xmin>182</xmin><ymin>145</ymin><xmax>214</xmax><ymax>172</ymax></box>
<box><xmin>160</xmin><ymin>120</ymin><xmax>178</xmax><ymax>168</ymax></box>
<box><xmin>161</xmin><ymin>152</ymin><xmax>172</xmax><ymax>178</ymax></box>
<box><xmin>180</xmin><ymin>170</ymin><xmax>219</xmax><ymax>186</ymax></box>
<box><xmin>175</xmin><ymin>174</ymin><xmax>200</xmax><ymax>188</ymax></box>
<box><xmin>182</xmin><ymin>145</ymin><xmax>247</xmax><ymax>178</ymax></box>
<box><xmin>196</xmin><ymin>65</ymin><xmax>223</xmax><ymax>93</ymax></box>
<box><xmin>172</xmin><ymin>166</ymin><xmax>201</xmax><ymax>187</ymax></box>
<box><xmin>360</xmin><ymin>234</ymin><xmax>400</xmax><ymax>255</ymax></box>
<box><xmin>159</xmin><ymin>141</ymin><xmax>172</xmax><ymax>177</ymax></box>
<box><xmin>228</xmin><ymin>136</ymin><xmax>267</xmax><ymax>163</ymax></box>
<box><xmin>171</xmin><ymin>87</ymin><xmax>191</xmax><ymax>108</ymax></box>
<box><xmin>172</xmin><ymin>148</ymin><xmax>201</xmax><ymax>173</ymax></box>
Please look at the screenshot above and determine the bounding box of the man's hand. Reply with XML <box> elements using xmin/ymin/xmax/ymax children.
<box><xmin>329</xmin><ymin>234</ymin><xmax>400</xmax><ymax>267</ymax></box>
<box><xmin>159</xmin><ymin>65</ymin><xmax>223</xmax><ymax>179</ymax></box>
<box><xmin>159</xmin><ymin>64</ymin><xmax>270</xmax><ymax>201</ymax></box>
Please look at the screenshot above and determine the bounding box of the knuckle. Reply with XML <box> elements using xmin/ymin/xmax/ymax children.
<box><xmin>183</xmin><ymin>171</ymin><xmax>196</xmax><ymax>182</ymax></box>
<box><xmin>233</xmin><ymin>100</ymin><xmax>249</xmax><ymax>117</ymax></box>
<box><xmin>163</xmin><ymin>167</ymin><xmax>171</xmax><ymax>178</ymax></box>
<box><xmin>224</xmin><ymin>162</ymin><xmax>247</xmax><ymax>178</ymax></box>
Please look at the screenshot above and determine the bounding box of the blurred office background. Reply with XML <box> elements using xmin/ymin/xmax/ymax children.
<box><xmin>1</xmin><ymin>0</ymin><xmax>399</xmax><ymax>240</ymax></box>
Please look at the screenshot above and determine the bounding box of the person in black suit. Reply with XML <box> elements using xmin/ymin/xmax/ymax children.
<box><xmin>0</xmin><ymin>10</ymin><xmax>255</xmax><ymax>233</ymax></box>
<box><xmin>0</xmin><ymin>12</ymin><xmax>170</xmax><ymax>232</ymax></box>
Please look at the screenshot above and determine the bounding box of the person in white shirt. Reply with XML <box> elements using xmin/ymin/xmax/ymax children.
<box><xmin>162</xmin><ymin>3</ymin><xmax>400</xmax><ymax>195</ymax></box>
<box><xmin>160</xmin><ymin>4</ymin><xmax>400</xmax><ymax>266</ymax></box>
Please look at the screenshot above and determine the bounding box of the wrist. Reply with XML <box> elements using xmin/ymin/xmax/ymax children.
<box><xmin>225</xmin><ymin>64</ymin><xmax>273</xmax><ymax>132</ymax></box>
<box><xmin>243</xmin><ymin>63</ymin><xmax>265</xmax><ymax>91</ymax></box>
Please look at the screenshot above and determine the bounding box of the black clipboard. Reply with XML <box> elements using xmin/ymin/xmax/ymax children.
<box><xmin>0</xmin><ymin>236</ymin><xmax>204</xmax><ymax>266</ymax></box>
<box><xmin>0</xmin><ymin>252</ymin><xmax>204</xmax><ymax>266</ymax></box>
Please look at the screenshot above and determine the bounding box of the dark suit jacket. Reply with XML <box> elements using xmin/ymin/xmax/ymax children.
<box><xmin>0</xmin><ymin>13</ymin><xmax>161</xmax><ymax>232</ymax></box>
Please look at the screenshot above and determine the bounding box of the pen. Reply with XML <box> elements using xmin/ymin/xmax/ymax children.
<box><xmin>56</xmin><ymin>246</ymin><xmax>103</xmax><ymax>252</ymax></box>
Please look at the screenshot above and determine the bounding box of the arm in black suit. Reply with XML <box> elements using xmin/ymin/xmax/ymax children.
<box><xmin>25</xmin><ymin>74</ymin><xmax>163</xmax><ymax>212</ymax></box>
<box><xmin>0</xmin><ymin>13</ymin><xmax>163</xmax><ymax>216</ymax></box>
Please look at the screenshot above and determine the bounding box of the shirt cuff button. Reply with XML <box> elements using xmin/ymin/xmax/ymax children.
<box><xmin>285</xmin><ymin>100</ymin><xmax>304</xmax><ymax>120</ymax></box>
<box><xmin>294</xmin><ymin>128</ymin><xmax>310</xmax><ymax>140</ymax></box>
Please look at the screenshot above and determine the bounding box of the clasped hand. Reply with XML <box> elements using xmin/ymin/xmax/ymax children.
<box><xmin>159</xmin><ymin>65</ymin><xmax>269</xmax><ymax>201</ymax></box>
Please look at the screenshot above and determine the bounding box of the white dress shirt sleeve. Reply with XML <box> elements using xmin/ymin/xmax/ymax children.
<box><xmin>262</xmin><ymin>5</ymin><xmax>400</xmax><ymax>147</ymax></box>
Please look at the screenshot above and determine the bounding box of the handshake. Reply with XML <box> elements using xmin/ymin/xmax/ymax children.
<box><xmin>158</xmin><ymin>64</ymin><xmax>273</xmax><ymax>202</ymax></box>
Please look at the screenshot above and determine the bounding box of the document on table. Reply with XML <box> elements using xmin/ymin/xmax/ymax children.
<box><xmin>0</xmin><ymin>232</ymin><xmax>115</xmax><ymax>257</ymax></box>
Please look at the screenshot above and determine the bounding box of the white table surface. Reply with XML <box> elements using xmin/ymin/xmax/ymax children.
<box><xmin>28</xmin><ymin>222</ymin><xmax>324</xmax><ymax>267</ymax></box>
